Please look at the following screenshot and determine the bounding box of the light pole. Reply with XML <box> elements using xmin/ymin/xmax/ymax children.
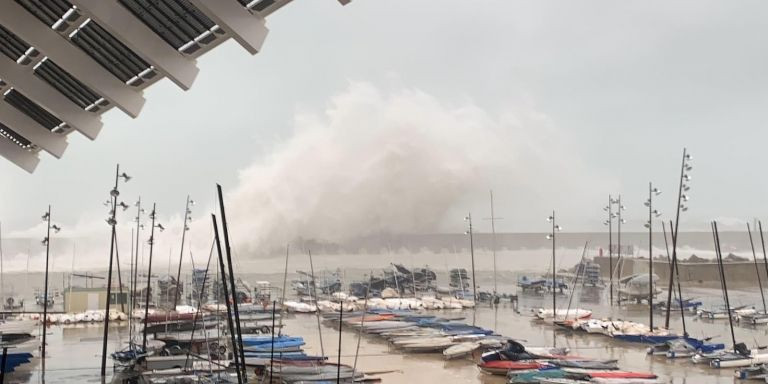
<box><xmin>142</xmin><ymin>205</ymin><xmax>163</xmax><ymax>351</ymax></box>
<box><xmin>172</xmin><ymin>196</ymin><xmax>194</xmax><ymax>309</ymax></box>
<box><xmin>604</xmin><ymin>196</ymin><xmax>624</xmax><ymax>306</ymax></box>
<box><xmin>643</xmin><ymin>183</ymin><xmax>661</xmax><ymax>329</ymax></box>
<box><xmin>603</xmin><ymin>196</ymin><xmax>613</xmax><ymax>306</ymax></box>
<box><xmin>546</xmin><ymin>212</ymin><xmax>562</xmax><ymax>315</ymax></box>
<box><xmin>546</xmin><ymin>212</ymin><xmax>562</xmax><ymax>347</ymax></box>
<box><xmin>464</xmin><ymin>213</ymin><xmax>476</xmax><ymax>304</ymax></box>
<box><xmin>616</xmin><ymin>195</ymin><xmax>626</xmax><ymax>300</ymax></box>
<box><xmin>664</xmin><ymin>148</ymin><xmax>692</xmax><ymax>332</ymax></box>
<box><xmin>101</xmin><ymin>165</ymin><xmax>130</xmax><ymax>377</ymax></box>
<box><xmin>40</xmin><ymin>207</ymin><xmax>60</xmax><ymax>369</ymax></box>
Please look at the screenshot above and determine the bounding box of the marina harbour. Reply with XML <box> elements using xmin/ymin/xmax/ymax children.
<box><xmin>0</xmin><ymin>0</ymin><xmax>766</xmax><ymax>383</ymax></box>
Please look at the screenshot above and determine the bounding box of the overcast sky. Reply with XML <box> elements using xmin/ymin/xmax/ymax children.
<box><xmin>1</xmin><ymin>0</ymin><xmax>767</xmax><ymax>244</ymax></box>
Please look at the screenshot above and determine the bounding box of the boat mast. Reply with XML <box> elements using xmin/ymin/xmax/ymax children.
<box><xmin>278</xmin><ymin>244</ymin><xmax>289</xmax><ymax>336</ymax></box>
<box><xmin>486</xmin><ymin>190</ymin><xmax>502</xmax><ymax>295</ymax></box>
<box><xmin>747</xmin><ymin>223</ymin><xmax>767</xmax><ymax>313</ymax></box>
<box><xmin>464</xmin><ymin>213</ymin><xmax>476</xmax><ymax>304</ymax></box>
<box><xmin>308</xmin><ymin>249</ymin><xmax>325</xmax><ymax>358</ymax></box>
<box><xmin>713</xmin><ymin>221</ymin><xmax>737</xmax><ymax>349</ymax></box>
<box><xmin>212</xmin><ymin>214</ymin><xmax>242</xmax><ymax>384</ymax></box>
<box><xmin>665</xmin><ymin>148</ymin><xmax>690</xmax><ymax>329</ymax></box>
<box><xmin>216</xmin><ymin>184</ymin><xmax>246</xmax><ymax>381</ymax></box>
<box><xmin>759</xmin><ymin>222</ymin><xmax>768</xmax><ymax>312</ymax></box>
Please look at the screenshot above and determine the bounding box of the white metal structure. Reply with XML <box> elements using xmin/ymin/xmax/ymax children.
<box><xmin>0</xmin><ymin>0</ymin><xmax>350</xmax><ymax>173</ymax></box>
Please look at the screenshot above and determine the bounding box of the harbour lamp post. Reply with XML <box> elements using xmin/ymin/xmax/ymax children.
<box><xmin>603</xmin><ymin>196</ymin><xmax>613</xmax><ymax>306</ymax></box>
<box><xmin>40</xmin><ymin>207</ymin><xmax>60</xmax><ymax>369</ymax></box>
<box><xmin>604</xmin><ymin>196</ymin><xmax>624</xmax><ymax>306</ymax></box>
<box><xmin>664</xmin><ymin>149</ymin><xmax>693</xmax><ymax>331</ymax></box>
<box><xmin>464</xmin><ymin>214</ymin><xmax>477</xmax><ymax>304</ymax></box>
<box><xmin>100</xmin><ymin>165</ymin><xmax>131</xmax><ymax>377</ymax></box>
<box><xmin>546</xmin><ymin>212</ymin><xmax>562</xmax><ymax>316</ymax></box>
<box><xmin>142</xmin><ymin>205</ymin><xmax>164</xmax><ymax>350</ymax></box>
<box><xmin>643</xmin><ymin>184</ymin><xmax>661</xmax><ymax>329</ymax></box>
<box><xmin>546</xmin><ymin>212</ymin><xmax>562</xmax><ymax>347</ymax></box>
<box><xmin>616</xmin><ymin>196</ymin><xmax>626</xmax><ymax>302</ymax></box>
<box><xmin>172</xmin><ymin>196</ymin><xmax>195</xmax><ymax>309</ymax></box>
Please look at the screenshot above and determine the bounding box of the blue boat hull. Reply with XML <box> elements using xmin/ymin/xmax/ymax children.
<box><xmin>1</xmin><ymin>352</ymin><xmax>33</xmax><ymax>373</ymax></box>
<box><xmin>613</xmin><ymin>334</ymin><xmax>680</xmax><ymax>344</ymax></box>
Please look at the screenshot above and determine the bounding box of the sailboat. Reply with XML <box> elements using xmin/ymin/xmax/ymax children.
<box><xmin>647</xmin><ymin>221</ymin><xmax>724</xmax><ymax>356</ymax></box>
<box><xmin>738</xmin><ymin>222</ymin><xmax>768</xmax><ymax>325</ymax></box>
<box><xmin>694</xmin><ymin>222</ymin><xmax>768</xmax><ymax>368</ymax></box>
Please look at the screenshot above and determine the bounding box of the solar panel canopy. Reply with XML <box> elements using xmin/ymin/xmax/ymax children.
<box><xmin>0</xmin><ymin>0</ymin><xmax>351</xmax><ymax>173</ymax></box>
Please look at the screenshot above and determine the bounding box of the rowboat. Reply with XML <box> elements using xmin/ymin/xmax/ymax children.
<box><xmin>443</xmin><ymin>341</ymin><xmax>479</xmax><ymax>359</ymax></box>
<box><xmin>477</xmin><ymin>360</ymin><xmax>546</xmax><ymax>375</ymax></box>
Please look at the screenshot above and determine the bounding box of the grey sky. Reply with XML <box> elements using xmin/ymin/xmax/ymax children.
<box><xmin>1</xmin><ymin>0</ymin><xmax>767</xmax><ymax>241</ymax></box>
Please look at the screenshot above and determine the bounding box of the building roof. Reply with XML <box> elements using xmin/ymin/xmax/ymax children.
<box><xmin>0</xmin><ymin>0</ymin><xmax>350</xmax><ymax>172</ymax></box>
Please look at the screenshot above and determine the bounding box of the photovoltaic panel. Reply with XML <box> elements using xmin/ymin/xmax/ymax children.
<box><xmin>14</xmin><ymin>0</ymin><xmax>74</xmax><ymax>28</ymax></box>
<box><xmin>70</xmin><ymin>21</ymin><xmax>152</xmax><ymax>84</ymax></box>
<box><xmin>0</xmin><ymin>24</ymin><xmax>31</xmax><ymax>62</ymax></box>
<box><xmin>119</xmin><ymin>0</ymin><xmax>216</xmax><ymax>50</ymax></box>
<box><xmin>4</xmin><ymin>88</ymin><xmax>64</xmax><ymax>131</ymax></box>
<box><xmin>34</xmin><ymin>59</ymin><xmax>102</xmax><ymax>110</ymax></box>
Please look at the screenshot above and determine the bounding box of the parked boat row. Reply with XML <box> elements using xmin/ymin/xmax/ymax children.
<box><xmin>284</xmin><ymin>295</ymin><xmax>477</xmax><ymax>313</ymax></box>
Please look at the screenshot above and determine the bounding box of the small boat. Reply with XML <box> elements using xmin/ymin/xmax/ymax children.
<box><xmin>711</xmin><ymin>352</ymin><xmax>768</xmax><ymax>368</ymax></box>
<box><xmin>549</xmin><ymin>359</ymin><xmax>618</xmax><ymax>370</ymax></box>
<box><xmin>478</xmin><ymin>360</ymin><xmax>546</xmax><ymax>375</ymax></box>
<box><xmin>581</xmin><ymin>371</ymin><xmax>657</xmax><ymax>379</ymax></box>
<box><xmin>647</xmin><ymin>337</ymin><xmax>724</xmax><ymax>358</ymax></box>
<box><xmin>534</xmin><ymin>308</ymin><xmax>592</xmax><ymax>321</ymax></box>
<box><xmin>507</xmin><ymin>369</ymin><xmax>570</xmax><ymax>383</ymax></box>
<box><xmin>734</xmin><ymin>364</ymin><xmax>768</xmax><ymax>380</ymax></box>
<box><xmin>739</xmin><ymin>311</ymin><xmax>768</xmax><ymax>325</ymax></box>
<box><xmin>443</xmin><ymin>341</ymin><xmax>480</xmax><ymax>359</ymax></box>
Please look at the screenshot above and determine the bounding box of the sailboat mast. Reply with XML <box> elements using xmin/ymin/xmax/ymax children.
<box><xmin>211</xmin><ymin>213</ymin><xmax>242</xmax><ymax>384</ymax></box>
<box><xmin>173</xmin><ymin>195</ymin><xmax>192</xmax><ymax>309</ymax></box>
<box><xmin>758</xmin><ymin>221</ymin><xmax>768</xmax><ymax>310</ymax></box>
<box><xmin>747</xmin><ymin>223</ymin><xmax>766</xmax><ymax>313</ymax></box>
<box><xmin>490</xmin><ymin>190</ymin><xmax>498</xmax><ymax>294</ymax></box>
<box><xmin>308</xmin><ymin>249</ymin><xmax>325</xmax><ymax>357</ymax></box>
<box><xmin>713</xmin><ymin>221</ymin><xmax>737</xmax><ymax>349</ymax></box>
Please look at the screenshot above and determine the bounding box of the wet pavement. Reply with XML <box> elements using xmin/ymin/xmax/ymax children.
<box><xmin>6</xmin><ymin>279</ymin><xmax>768</xmax><ymax>383</ymax></box>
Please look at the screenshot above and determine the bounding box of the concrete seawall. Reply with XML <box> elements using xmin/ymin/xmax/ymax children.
<box><xmin>593</xmin><ymin>256</ymin><xmax>768</xmax><ymax>288</ymax></box>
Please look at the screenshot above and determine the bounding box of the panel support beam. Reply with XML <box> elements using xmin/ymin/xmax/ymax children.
<box><xmin>0</xmin><ymin>57</ymin><xmax>102</xmax><ymax>140</ymax></box>
<box><xmin>70</xmin><ymin>0</ymin><xmax>200</xmax><ymax>90</ymax></box>
<box><xmin>0</xmin><ymin>1</ymin><xmax>145</xmax><ymax>118</ymax></box>
<box><xmin>0</xmin><ymin>102</ymin><xmax>68</xmax><ymax>158</ymax></box>
<box><xmin>0</xmin><ymin>140</ymin><xmax>39</xmax><ymax>173</ymax></box>
<box><xmin>188</xmin><ymin>0</ymin><xmax>269</xmax><ymax>55</ymax></box>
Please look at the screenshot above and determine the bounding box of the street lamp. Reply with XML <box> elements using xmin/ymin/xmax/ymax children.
<box><xmin>173</xmin><ymin>195</ymin><xmax>194</xmax><ymax>309</ymax></box>
<box><xmin>604</xmin><ymin>196</ymin><xmax>625</xmax><ymax>306</ymax></box>
<box><xmin>546</xmin><ymin>212</ymin><xmax>562</xmax><ymax>315</ymax></box>
<box><xmin>40</xmin><ymin>206</ymin><xmax>59</xmax><ymax>369</ymax></box>
<box><xmin>664</xmin><ymin>148</ymin><xmax>693</xmax><ymax>334</ymax></box>
<box><xmin>645</xmin><ymin>183</ymin><xmax>661</xmax><ymax>329</ymax></box>
<box><xmin>143</xmin><ymin>205</ymin><xmax>162</xmax><ymax>351</ymax></box>
<box><xmin>100</xmin><ymin>165</ymin><xmax>130</xmax><ymax>377</ymax></box>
